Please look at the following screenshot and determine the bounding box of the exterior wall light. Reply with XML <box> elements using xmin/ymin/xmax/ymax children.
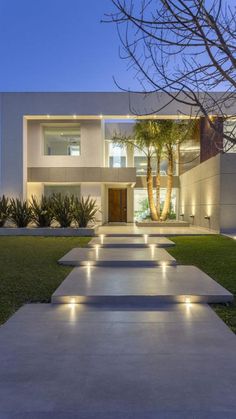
<box><xmin>190</xmin><ymin>215</ymin><xmax>195</xmax><ymax>218</ymax></box>
<box><xmin>180</xmin><ymin>213</ymin><xmax>184</xmax><ymax>218</ymax></box>
<box><xmin>47</xmin><ymin>114</ymin><xmax>50</xmax><ymax>119</ymax></box>
<box><xmin>185</xmin><ymin>297</ymin><xmax>191</xmax><ymax>305</ymax></box>
<box><xmin>205</xmin><ymin>215</ymin><xmax>211</xmax><ymax>220</ymax></box>
<box><xmin>73</xmin><ymin>114</ymin><xmax>77</xmax><ymax>119</ymax></box>
<box><xmin>99</xmin><ymin>114</ymin><xmax>103</xmax><ymax>119</ymax></box>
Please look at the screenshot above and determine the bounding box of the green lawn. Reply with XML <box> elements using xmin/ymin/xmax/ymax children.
<box><xmin>0</xmin><ymin>236</ymin><xmax>90</xmax><ymax>325</ymax></box>
<box><xmin>0</xmin><ymin>235</ymin><xmax>235</xmax><ymax>331</ymax></box>
<box><xmin>169</xmin><ymin>235</ymin><xmax>236</xmax><ymax>333</ymax></box>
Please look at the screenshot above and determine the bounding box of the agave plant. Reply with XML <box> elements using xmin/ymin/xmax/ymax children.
<box><xmin>30</xmin><ymin>195</ymin><xmax>54</xmax><ymax>227</ymax></box>
<box><xmin>51</xmin><ymin>193</ymin><xmax>74</xmax><ymax>228</ymax></box>
<box><xmin>73</xmin><ymin>196</ymin><xmax>98</xmax><ymax>228</ymax></box>
<box><xmin>9</xmin><ymin>198</ymin><xmax>32</xmax><ymax>228</ymax></box>
<box><xmin>0</xmin><ymin>195</ymin><xmax>10</xmax><ymax>227</ymax></box>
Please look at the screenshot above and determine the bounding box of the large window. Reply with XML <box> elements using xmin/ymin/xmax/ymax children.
<box><xmin>44</xmin><ymin>184</ymin><xmax>81</xmax><ymax>197</ymax></box>
<box><xmin>224</xmin><ymin>119</ymin><xmax>236</xmax><ymax>152</ymax></box>
<box><xmin>108</xmin><ymin>142</ymin><xmax>126</xmax><ymax>168</ymax></box>
<box><xmin>43</xmin><ymin>125</ymin><xmax>81</xmax><ymax>156</ymax></box>
<box><xmin>134</xmin><ymin>188</ymin><xmax>177</xmax><ymax>220</ymax></box>
<box><xmin>134</xmin><ymin>149</ymin><xmax>158</xmax><ymax>176</ymax></box>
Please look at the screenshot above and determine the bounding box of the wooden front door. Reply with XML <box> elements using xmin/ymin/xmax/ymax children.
<box><xmin>108</xmin><ymin>189</ymin><xmax>127</xmax><ymax>222</ymax></box>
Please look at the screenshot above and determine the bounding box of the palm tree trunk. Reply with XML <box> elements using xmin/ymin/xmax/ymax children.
<box><xmin>161</xmin><ymin>148</ymin><xmax>173</xmax><ymax>221</ymax></box>
<box><xmin>147</xmin><ymin>155</ymin><xmax>158</xmax><ymax>221</ymax></box>
<box><xmin>156</xmin><ymin>153</ymin><xmax>161</xmax><ymax>219</ymax></box>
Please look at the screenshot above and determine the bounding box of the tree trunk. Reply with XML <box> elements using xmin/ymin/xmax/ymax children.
<box><xmin>156</xmin><ymin>153</ymin><xmax>161</xmax><ymax>219</ymax></box>
<box><xmin>161</xmin><ymin>148</ymin><xmax>173</xmax><ymax>221</ymax></box>
<box><xmin>147</xmin><ymin>155</ymin><xmax>158</xmax><ymax>221</ymax></box>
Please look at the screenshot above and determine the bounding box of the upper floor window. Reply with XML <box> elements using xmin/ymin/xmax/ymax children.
<box><xmin>43</xmin><ymin>125</ymin><xmax>81</xmax><ymax>156</ymax></box>
<box><xmin>134</xmin><ymin>149</ymin><xmax>157</xmax><ymax>176</ymax></box>
<box><xmin>108</xmin><ymin>142</ymin><xmax>126</xmax><ymax>168</ymax></box>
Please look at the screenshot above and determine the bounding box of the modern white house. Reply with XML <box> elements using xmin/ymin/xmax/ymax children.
<box><xmin>0</xmin><ymin>91</ymin><xmax>236</xmax><ymax>232</ymax></box>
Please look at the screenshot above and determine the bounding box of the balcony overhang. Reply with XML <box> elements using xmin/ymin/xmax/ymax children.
<box><xmin>27</xmin><ymin>167</ymin><xmax>137</xmax><ymax>184</ymax></box>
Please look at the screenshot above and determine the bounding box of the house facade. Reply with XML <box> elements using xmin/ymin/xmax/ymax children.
<box><xmin>0</xmin><ymin>92</ymin><xmax>236</xmax><ymax>232</ymax></box>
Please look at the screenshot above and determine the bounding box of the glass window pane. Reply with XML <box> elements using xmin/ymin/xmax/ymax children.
<box><xmin>224</xmin><ymin>120</ymin><xmax>236</xmax><ymax>152</ymax></box>
<box><xmin>44</xmin><ymin>126</ymin><xmax>81</xmax><ymax>156</ymax></box>
<box><xmin>134</xmin><ymin>188</ymin><xmax>177</xmax><ymax>220</ymax></box>
<box><xmin>108</xmin><ymin>143</ymin><xmax>126</xmax><ymax>168</ymax></box>
<box><xmin>44</xmin><ymin>184</ymin><xmax>81</xmax><ymax>197</ymax></box>
<box><xmin>134</xmin><ymin>156</ymin><xmax>157</xmax><ymax>176</ymax></box>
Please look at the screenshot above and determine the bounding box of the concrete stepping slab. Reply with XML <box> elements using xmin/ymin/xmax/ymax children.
<box><xmin>1</xmin><ymin>304</ymin><xmax>236</xmax><ymax>418</ymax></box>
<box><xmin>58</xmin><ymin>247</ymin><xmax>176</xmax><ymax>267</ymax></box>
<box><xmin>52</xmin><ymin>266</ymin><xmax>233</xmax><ymax>304</ymax></box>
<box><xmin>89</xmin><ymin>236</ymin><xmax>175</xmax><ymax>248</ymax></box>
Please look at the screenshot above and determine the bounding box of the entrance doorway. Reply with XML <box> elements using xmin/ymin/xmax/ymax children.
<box><xmin>108</xmin><ymin>188</ymin><xmax>127</xmax><ymax>222</ymax></box>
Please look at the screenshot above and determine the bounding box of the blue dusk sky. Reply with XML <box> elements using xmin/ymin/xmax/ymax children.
<box><xmin>0</xmin><ymin>0</ymin><xmax>137</xmax><ymax>92</ymax></box>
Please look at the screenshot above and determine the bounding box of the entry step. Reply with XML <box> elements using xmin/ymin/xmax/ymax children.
<box><xmin>58</xmin><ymin>247</ymin><xmax>176</xmax><ymax>267</ymax></box>
<box><xmin>89</xmin><ymin>236</ymin><xmax>175</xmax><ymax>248</ymax></box>
<box><xmin>52</xmin><ymin>265</ymin><xmax>233</xmax><ymax>304</ymax></box>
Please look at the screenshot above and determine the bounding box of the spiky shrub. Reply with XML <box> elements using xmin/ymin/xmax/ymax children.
<box><xmin>30</xmin><ymin>195</ymin><xmax>54</xmax><ymax>227</ymax></box>
<box><xmin>51</xmin><ymin>193</ymin><xmax>74</xmax><ymax>228</ymax></box>
<box><xmin>9</xmin><ymin>198</ymin><xmax>32</xmax><ymax>228</ymax></box>
<box><xmin>0</xmin><ymin>195</ymin><xmax>10</xmax><ymax>227</ymax></box>
<box><xmin>73</xmin><ymin>196</ymin><xmax>99</xmax><ymax>228</ymax></box>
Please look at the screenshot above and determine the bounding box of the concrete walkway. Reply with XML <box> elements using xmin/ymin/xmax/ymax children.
<box><xmin>0</xmin><ymin>304</ymin><xmax>236</xmax><ymax>418</ymax></box>
<box><xmin>0</xmin><ymin>231</ymin><xmax>235</xmax><ymax>418</ymax></box>
<box><xmin>98</xmin><ymin>224</ymin><xmax>216</xmax><ymax>236</ymax></box>
<box><xmin>52</xmin><ymin>266</ymin><xmax>233</xmax><ymax>304</ymax></box>
<box><xmin>59</xmin><ymin>247</ymin><xmax>176</xmax><ymax>267</ymax></box>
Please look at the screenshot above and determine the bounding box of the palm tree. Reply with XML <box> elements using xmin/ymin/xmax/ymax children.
<box><xmin>133</xmin><ymin>121</ymin><xmax>159</xmax><ymax>221</ymax></box>
<box><xmin>159</xmin><ymin>119</ymin><xmax>196</xmax><ymax>221</ymax></box>
<box><xmin>113</xmin><ymin>120</ymin><xmax>158</xmax><ymax>221</ymax></box>
<box><xmin>113</xmin><ymin>118</ymin><xmax>196</xmax><ymax>222</ymax></box>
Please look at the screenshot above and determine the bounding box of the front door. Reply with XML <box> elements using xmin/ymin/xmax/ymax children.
<box><xmin>108</xmin><ymin>189</ymin><xmax>127</xmax><ymax>222</ymax></box>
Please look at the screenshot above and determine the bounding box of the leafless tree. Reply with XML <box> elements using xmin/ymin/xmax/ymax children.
<box><xmin>105</xmin><ymin>0</ymin><xmax>236</xmax><ymax>150</ymax></box>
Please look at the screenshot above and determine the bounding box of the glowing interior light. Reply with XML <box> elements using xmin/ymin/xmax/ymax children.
<box><xmin>47</xmin><ymin>114</ymin><xmax>50</xmax><ymax>118</ymax></box>
<box><xmin>99</xmin><ymin>114</ymin><xmax>103</xmax><ymax>119</ymax></box>
<box><xmin>143</xmin><ymin>234</ymin><xmax>148</xmax><ymax>244</ymax></box>
<box><xmin>127</xmin><ymin>114</ymin><xmax>130</xmax><ymax>118</ymax></box>
<box><xmin>73</xmin><ymin>114</ymin><xmax>77</xmax><ymax>119</ymax></box>
<box><xmin>100</xmin><ymin>234</ymin><xmax>105</xmax><ymax>245</ymax></box>
<box><xmin>70</xmin><ymin>298</ymin><xmax>76</xmax><ymax>305</ymax></box>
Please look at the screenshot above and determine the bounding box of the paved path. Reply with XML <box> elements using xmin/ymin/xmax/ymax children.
<box><xmin>52</xmin><ymin>266</ymin><xmax>233</xmax><ymax>304</ymax></box>
<box><xmin>0</xmin><ymin>304</ymin><xmax>236</xmax><ymax>418</ymax></box>
<box><xmin>0</xmin><ymin>232</ymin><xmax>235</xmax><ymax>418</ymax></box>
<box><xmin>98</xmin><ymin>224</ymin><xmax>216</xmax><ymax>236</ymax></box>
<box><xmin>59</xmin><ymin>247</ymin><xmax>176</xmax><ymax>267</ymax></box>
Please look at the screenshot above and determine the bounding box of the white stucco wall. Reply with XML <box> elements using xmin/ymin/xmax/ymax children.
<box><xmin>179</xmin><ymin>154</ymin><xmax>236</xmax><ymax>232</ymax></box>
<box><xmin>27</xmin><ymin>120</ymin><xmax>103</xmax><ymax>168</ymax></box>
<box><xmin>219</xmin><ymin>155</ymin><xmax>236</xmax><ymax>233</ymax></box>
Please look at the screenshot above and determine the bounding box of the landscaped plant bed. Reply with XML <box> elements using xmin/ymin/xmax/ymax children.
<box><xmin>0</xmin><ymin>226</ymin><xmax>98</xmax><ymax>236</ymax></box>
<box><xmin>136</xmin><ymin>220</ymin><xmax>190</xmax><ymax>227</ymax></box>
